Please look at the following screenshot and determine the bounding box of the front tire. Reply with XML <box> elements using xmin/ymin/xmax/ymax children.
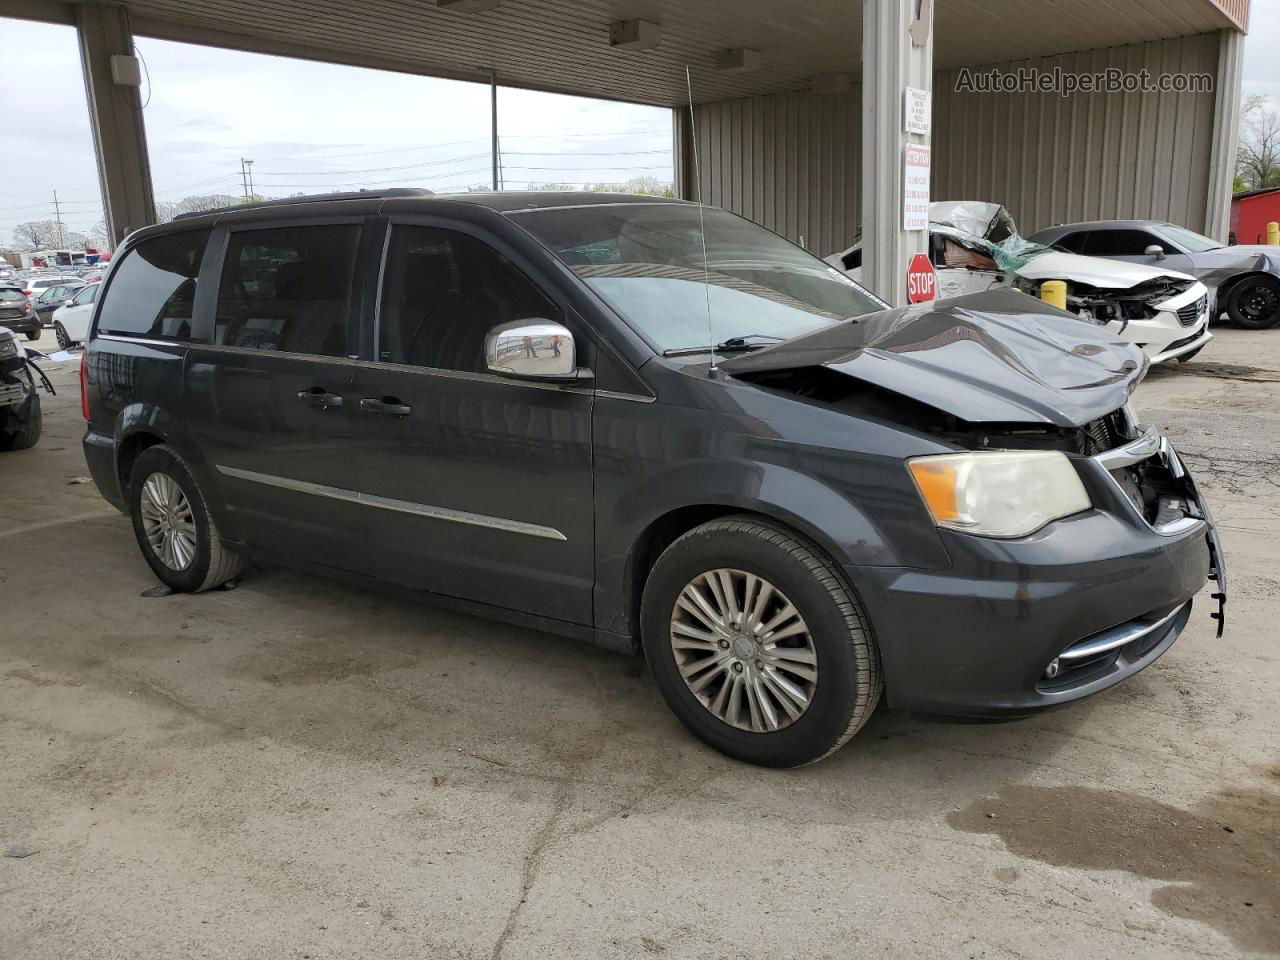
<box><xmin>1225</xmin><ymin>276</ymin><xmax>1280</xmax><ymax>330</ymax></box>
<box><xmin>128</xmin><ymin>444</ymin><xmax>247</xmax><ymax>592</ymax></box>
<box><xmin>641</xmin><ymin>516</ymin><xmax>882</xmax><ymax>767</ymax></box>
<box><xmin>54</xmin><ymin>321</ymin><xmax>73</xmax><ymax>349</ymax></box>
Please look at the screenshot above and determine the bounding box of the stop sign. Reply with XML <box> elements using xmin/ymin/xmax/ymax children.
<box><xmin>906</xmin><ymin>253</ymin><xmax>937</xmax><ymax>304</ymax></box>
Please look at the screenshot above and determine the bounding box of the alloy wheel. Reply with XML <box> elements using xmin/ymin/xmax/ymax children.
<box><xmin>54</xmin><ymin>323</ymin><xmax>69</xmax><ymax>350</ymax></box>
<box><xmin>139</xmin><ymin>472</ymin><xmax>198</xmax><ymax>571</ymax></box>
<box><xmin>669</xmin><ymin>568</ymin><xmax>818</xmax><ymax>733</ymax></box>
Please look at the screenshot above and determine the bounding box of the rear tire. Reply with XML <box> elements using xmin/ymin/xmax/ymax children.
<box><xmin>0</xmin><ymin>393</ymin><xmax>41</xmax><ymax>451</ymax></box>
<box><xmin>24</xmin><ymin>329</ymin><xmax>39</xmax><ymax>341</ymax></box>
<box><xmin>128</xmin><ymin>444</ymin><xmax>247</xmax><ymax>592</ymax></box>
<box><xmin>1225</xmin><ymin>276</ymin><xmax>1280</xmax><ymax>330</ymax></box>
<box><xmin>641</xmin><ymin>515</ymin><xmax>882</xmax><ymax>767</ymax></box>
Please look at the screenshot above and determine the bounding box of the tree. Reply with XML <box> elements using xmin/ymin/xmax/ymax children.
<box><xmin>154</xmin><ymin>194</ymin><xmax>241</xmax><ymax>223</ymax></box>
<box><xmin>1236</xmin><ymin>95</ymin><xmax>1280</xmax><ymax>192</ymax></box>
<box><xmin>85</xmin><ymin>222</ymin><xmax>110</xmax><ymax>250</ymax></box>
<box><xmin>12</xmin><ymin>219</ymin><xmax>63</xmax><ymax>251</ymax></box>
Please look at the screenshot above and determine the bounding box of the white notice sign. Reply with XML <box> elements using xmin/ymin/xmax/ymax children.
<box><xmin>903</xmin><ymin>144</ymin><xmax>931</xmax><ymax>231</ymax></box>
<box><xmin>904</xmin><ymin>87</ymin><xmax>931</xmax><ymax>135</ymax></box>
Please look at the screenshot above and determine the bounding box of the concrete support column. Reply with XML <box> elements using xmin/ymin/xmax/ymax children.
<box><xmin>861</xmin><ymin>0</ymin><xmax>932</xmax><ymax>306</ymax></box>
<box><xmin>76</xmin><ymin>3</ymin><xmax>156</xmax><ymax>247</ymax></box>
<box><xmin>1205</xmin><ymin>27</ymin><xmax>1245</xmax><ymax>242</ymax></box>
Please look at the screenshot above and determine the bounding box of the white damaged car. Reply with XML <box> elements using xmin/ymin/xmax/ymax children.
<box><xmin>828</xmin><ymin>201</ymin><xmax>1213</xmax><ymax>364</ymax></box>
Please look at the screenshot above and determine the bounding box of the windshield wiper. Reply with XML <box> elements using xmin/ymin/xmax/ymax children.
<box><xmin>663</xmin><ymin>334</ymin><xmax>785</xmax><ymax>358</ymax></box>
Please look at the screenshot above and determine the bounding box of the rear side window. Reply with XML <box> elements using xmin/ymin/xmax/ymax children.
<box><xmin>1052</xmin><ymin>232</ymin><xmax>1090</xmax><ymax>254</ymax></box>
<box><xmin>215</xmin><ymin>224</ymin><xmax>360</xmax><ymax>357</ymax></box>
<box><xmin>1084</xmin><ymin>230</ymin><xmax>1159</xmax><ymax>257</ymax></box>
<box><xmin>378</xmin><ymin>225</ymin><xmax>560</xmax><ymax>372</ymax></box>
<box><xmin>96</xmin><ymin>230</ymin><xmax>210</xmax><ymax>339</ymax></box>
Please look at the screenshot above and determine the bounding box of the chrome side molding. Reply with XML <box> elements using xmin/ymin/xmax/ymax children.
<box><xmin>215</xmin><ymin>465</ymin><xmax>568</xmax><ymax>541</ymax></box>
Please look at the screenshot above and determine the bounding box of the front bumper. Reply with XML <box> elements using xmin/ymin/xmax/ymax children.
<box><xmin>851</xmin><ymin>434</ymin><xmax>1222</xmax><ymax>717</ymax></box>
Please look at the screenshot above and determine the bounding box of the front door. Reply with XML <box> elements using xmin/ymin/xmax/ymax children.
<box><xmin>183</xmin><ymin>220</ymin><xmax>373</xmax><ymax>575</ymax></box>
<box><xmin>348</xmin><ymin>221</ymin><xmax>595</xmax><ymax>625</ymax></box>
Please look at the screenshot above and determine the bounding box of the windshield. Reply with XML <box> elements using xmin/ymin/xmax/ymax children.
<box><xmin>1154</xmin><ymin>223</ymin><xmax>1222</xmax><ymax>253</ymax></box>
<box><xmin>510</xmin><ymin>203</ymin><xmax>885</xmax><ymax>353</ymax></box>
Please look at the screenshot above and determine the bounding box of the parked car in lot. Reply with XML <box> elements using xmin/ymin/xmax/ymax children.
<box><xmin>32</xmin><ymin>280</ymin><xmax>85</xmax><ymax>327</ymax></box>
<box><xmin>0</xmin><ymin>324</ymin><xmax>52</xmax><ymax>450</ymax></box>
<box><xmin>50</xmin><ymin>282</ymin><xmax>99</xmax><ymax>348</ymax></box>
<box><xmin>829</xmin><ymin>202</ymin><xmax>1214</xmax><ymax>364</ymax></box>
<box><xmin>0</xmin><ymin>283</ymin><xmax>40</xmax><ymax>340</ymax></box>
<box><xmin>1029</xmin><ymin>219</ymin><xmax>1280</xmax><ymax>330</ymax></box>
<box><xmin>80</xmin><ymin>190</ymin><xmax>1226</xmax><ymax>767</ymax></box>
<box><xmin>21</xmin><ymin>275</ymin><xmax>73</xmax><ymax>299</ymax></box>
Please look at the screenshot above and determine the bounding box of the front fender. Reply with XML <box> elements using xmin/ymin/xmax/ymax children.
<box><xmin>594</xmin><ymin>455</ymin><xmax>950</xmax><ymax>640</ymax></box>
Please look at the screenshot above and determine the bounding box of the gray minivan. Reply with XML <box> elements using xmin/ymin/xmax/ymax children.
<box><xmin>80</xmin><ymin>190</ymin><xmax>1225</xmax><ymax>766</ymax></box>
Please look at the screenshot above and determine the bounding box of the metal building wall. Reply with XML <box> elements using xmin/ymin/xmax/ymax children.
<box><xmin>934</xmin><ymin>33</ymin><xmax>1221</xmax><ymax>235</ymax></box>
<box><xmin>689</xmin><ymin>90</ymin><xmax>859</xmax><ymax>257</ymax></box>
<box><xmin>691</xmin><ymin>33</ymin><xmax>1222</xmax><ymax>256</ymax></box>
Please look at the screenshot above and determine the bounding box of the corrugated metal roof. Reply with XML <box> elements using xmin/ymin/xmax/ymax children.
<box><xmin>5</xmin><ymin>0</ymin><xmax>1246</xmax><ymax>106</ymax></box>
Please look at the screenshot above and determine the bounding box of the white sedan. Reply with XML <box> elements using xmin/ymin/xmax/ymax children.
<box><xmin>829</xmin><ymin>201</ymin><xmax>1213</xmax><ymax>365</ymax></box>
<box><xmin>50</xmin><ymin>282</ymin><xmax>99</xmax><ymax>349</ymax></box>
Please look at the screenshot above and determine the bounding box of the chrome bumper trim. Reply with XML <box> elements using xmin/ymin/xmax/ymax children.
<box><xmin>1059</xmin><ymin>601</ymin><xmax>1190</xmax><ymax>662</ymax></box>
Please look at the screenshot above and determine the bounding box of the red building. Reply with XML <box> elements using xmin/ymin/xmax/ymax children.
<box><xmin>1230</xmin><ymin>187</ymin><xmax>1280</xmax><ymax>245</ymax></box>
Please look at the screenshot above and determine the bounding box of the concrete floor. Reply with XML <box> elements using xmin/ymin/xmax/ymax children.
<box><xmin>1</xmin><ymin>327</ymin><xmax>1276</xmax><ymax>960</ymax></box>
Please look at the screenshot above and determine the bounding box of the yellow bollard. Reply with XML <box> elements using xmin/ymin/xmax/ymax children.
<box><xmin>1040</xmin><ymin>280</ymin><xmax>1068</xmax><ymax>310</ymax></box>
<box><xmin>1268</xmin><ymin>222</ymin><xmax>1279</xmax><ymax>246</ymax></box>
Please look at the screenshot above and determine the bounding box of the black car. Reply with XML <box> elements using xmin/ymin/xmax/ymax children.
<box><xmin>32</xmin><ymin>280</ymin><xmax>85</xmax><ymax>327</ymax></box>
<box><xmin>0</xmin><ymin>284</ymin><xmax>40</xmax><ymax>340</ymax></box>
<box><xmin>80</xmin><ymin>190</ymin><xmax>1225</xmax><ymax>767</ymax></box>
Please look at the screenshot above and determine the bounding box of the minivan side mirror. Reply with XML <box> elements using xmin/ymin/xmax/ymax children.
<box><xmin>1144</xmin><ymin>244</ymin><xmax>1167</xmax><ymax>260</ymax></box>
<box><xmin>484</xmin><ymin>319</ymin><xmax>587</xmax><ymax>382</ymax></box>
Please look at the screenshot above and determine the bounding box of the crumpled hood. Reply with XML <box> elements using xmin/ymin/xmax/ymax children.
<box><xmin>720</xmin><ymin>288</ymin><xmax>1146</xmax><ymax>428</ymax></box>
<box><xmin>1013</xmin><ymin>251</ymin><xmax>1194</xmax><ymax>289</ymax></box>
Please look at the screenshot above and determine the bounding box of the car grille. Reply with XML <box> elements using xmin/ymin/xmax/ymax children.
<box><xmin>0</xmin><ymin>381</ymin><xmax>27</xmax><ymax>406</ymax></box>
<box><xmin>1163</xmin><ymin>331</ymin><xmax>1205</xmax><ymax>354</ymax></box>
<box><xmin>1176</xmin><ymin>295</ymin><xmax>1206</xmax><ymax>327</ymax></box>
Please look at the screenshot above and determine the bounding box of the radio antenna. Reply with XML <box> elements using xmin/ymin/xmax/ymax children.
<box><xmin>685</xmin><ymin>65</ymin><xmax>716</xmax><ymax>374</ymax></box>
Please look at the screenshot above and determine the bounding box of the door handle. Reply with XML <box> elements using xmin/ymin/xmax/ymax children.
<box><xmin>359</xmin><ymin>397</ymin><xmax>412</xmax><ymax>417</ymax></box>
<box><xmin>297</xmin><ymin>388</ymin><xmax>344</xmax><ymax>409</ymax></box>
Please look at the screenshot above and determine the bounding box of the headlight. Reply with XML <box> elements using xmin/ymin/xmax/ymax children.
<box><xmin>908</xmin><ymin>451</ymin><xmax>1091</xmax><ymax>538</ymax></box>
<box><xmin>0</xmin><ymin>337</ymin><xmax>18</xmax><ymax>360</ymax></box>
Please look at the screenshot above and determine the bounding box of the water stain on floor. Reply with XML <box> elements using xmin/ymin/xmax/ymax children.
<box><xmin>948</xmin><ymin>779</ymin><xmax>1279</xmax><ymax>954</ymax></box>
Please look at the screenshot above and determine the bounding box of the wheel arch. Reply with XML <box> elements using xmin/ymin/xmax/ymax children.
<box><xmin>609</xmin><ymin>492</ymin><xmax>885</xmax><ymax>654</ymax></box>
<box><xmin>1215</xmin><ymin>269</ymin><xmax>1276</xmax><ymax>311</ymax></box>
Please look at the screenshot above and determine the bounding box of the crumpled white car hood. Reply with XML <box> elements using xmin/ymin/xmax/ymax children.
<box><xmin>1013</xmin><ymin>250</ymin><xmax>1196</xmax><ymax>289</ymax></box>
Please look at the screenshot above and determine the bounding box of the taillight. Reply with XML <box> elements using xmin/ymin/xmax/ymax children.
<box><xmin>22</xmin><ymin>300</ymin><xmax>32</xmax><ymax>315</ymax></box>
<box><xmin>80</xmin><ymin>350</ymin><xmax>90</xmax><ymax>421</ymax></box>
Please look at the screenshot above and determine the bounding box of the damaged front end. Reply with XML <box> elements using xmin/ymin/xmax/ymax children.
<box><xmin>0</xmin><ymin>332</ymin><xmax>55</xmax><ymax>451</ymax></box>
<box><xmin>721</xmin><ymin>290</ymin><xmax>1227</xmax><ymax>635</ymax></box>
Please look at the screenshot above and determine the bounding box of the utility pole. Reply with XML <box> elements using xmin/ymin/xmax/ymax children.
<box><xmin>490</xmin><ymin>71</ymin><xmax>499</xmax><ymax>192</ymax></box>
<box><xmin>240</xmin><ymin>158</ymin><xmax>251</xmax><ymax>202</ymax></box>
<box><xmin>52</xmin><ymin>189</ymin><xmax>66</xmax><ymax>248</ymax></box>
<box><xmin>245</xmin><ymin>159</ymin><xmax>255</xmax><ymax>200</ymax></box>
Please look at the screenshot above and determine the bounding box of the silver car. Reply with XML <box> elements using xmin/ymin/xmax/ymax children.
<box><xmin>1029</xmin><ymin>220</ymin><xmax>1280</xmax><ymax>330</ymax></box>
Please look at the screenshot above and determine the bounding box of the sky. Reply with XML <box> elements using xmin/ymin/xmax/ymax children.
<box><xmin>1</xmin><ymin>5</ymin><xmax>1278</xmax><ymax>249</ymax></box>
<box><xmin>0</xmin><ymin>20</ymin><xmax>672</xmax><ymax>245</ymax></box>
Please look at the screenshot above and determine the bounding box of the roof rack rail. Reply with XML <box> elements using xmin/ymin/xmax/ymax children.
<box><xmin>172</xmin><ymin>187</ymin><xmax>434</xmax><ymax>220</ymax></box>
